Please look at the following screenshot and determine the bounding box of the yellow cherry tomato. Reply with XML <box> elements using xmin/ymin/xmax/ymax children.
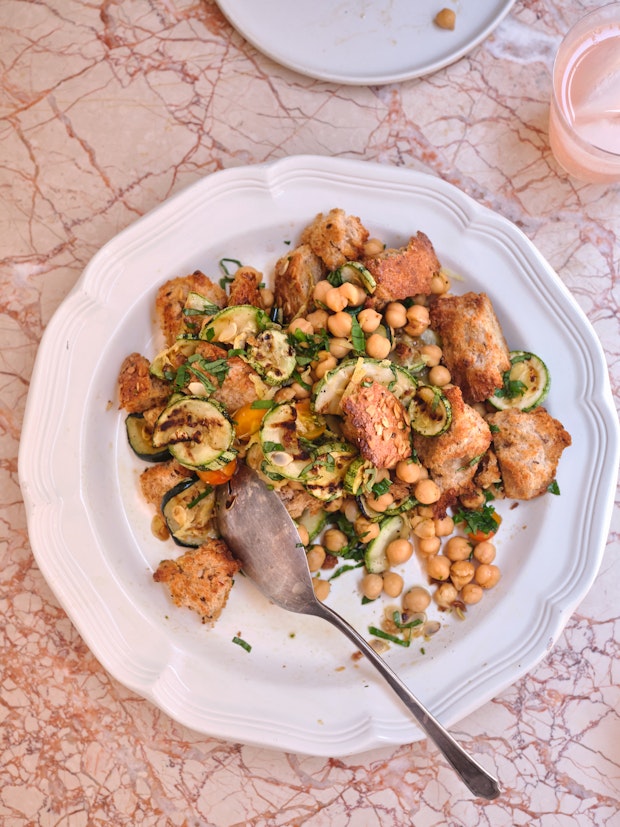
<box><xmin>233</xmin><ymin>403</ymin><xmax>269</xmax><ymax>439</ymax></box>
<box><xmin>295</xmin><ymin>399</ymin><xmax>326</xmax><ymax>440</ymax></box>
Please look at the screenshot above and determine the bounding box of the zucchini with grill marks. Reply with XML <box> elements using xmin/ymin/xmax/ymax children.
<box><xmin>125</xmin><ymin>413</ymin><xmax>170</xmax><ymax>462</ymax></box>
<box><xmin>488</xmin><ymin>351</ymin><xmax>550</xmax><ymax>412</ymax></box>
<box><xmin>242</xmin><ymin>328</ymin><xmax>296</xmax><ymax>386</ymax></box>
<box><xmin>152</xmin><ymin>396</ymin><xmax>237</xmax><ymax>470</ymax></box>
<box><xmin>161</xmin><ymin>478</ymin><xmax>217</xmax><ymax>547</ymax></box>
<box><xmin>200</xmin><ymin>304</ymin><xmax>271</xmax><ymax>348</ymax></box>
<box><xmin>408</xmin><ymin>384</ymin><xmax>452</xmax><ymax>437</ymax></box>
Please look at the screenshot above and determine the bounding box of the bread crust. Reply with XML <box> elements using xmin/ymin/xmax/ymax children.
<box><xmin>429</xmin><ymin>292</ymin><xmax>511</xmax><ymax>403</ymax></box>
<box><xmin>486</xmin><ymin>407</ymin><xmax>572</xmax><ymax>499</ymax></box>
<box><xmin>155</xmin><ymin>270</ymin><xmax>226</xmax><ymax>346</ymax></box>
<box><xmin>118</xmin><ymin>352</ymin><xmax>171</xmax><ymax>413</ymax></box>
<box><xmin>363</xmin><ymin>232</ymin><xmax>440</xmax><ymax>307</ymax></box>
<box><xmin>153</xmin><ymin>539</ymin><xmax>240</xmax><ymax>624</ymax></box>
<box><xmin>300</xmin><ymin>208</ymin><xmax>369</xmax><ymax>270</ymax></box>
<box><xmin>274</xmin><ymin>244</ymin><xmax>325</xmax><ymax>322</ymax></box>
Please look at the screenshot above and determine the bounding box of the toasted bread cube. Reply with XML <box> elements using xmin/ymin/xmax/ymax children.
<box><xmin>486</xmin><ymin>407</ymin><xmax>571</xmax><ymax>499</ymax></box>
<box><xmin>156</xmin><ymin>270</ymin><xmax>227</xmax><ymax>346</ymax></box>
<box><xmin>274</xmin><ymin>243</ymin><xmax>325</xmax><ymax>322</ymax></box>
<box><xmin>139</xmin><ymin>459</ymin><xmax>194</xmax><ymax>509</ymax></box>
<box><xmin>118</xmin><ymin>352</ymin><xmax>171</xmax><ymax>413</ymax></box>
<box><xmin>363</xmin><ymin>232</ymin><xmax>440</xmax><ymax>307</ymax></box>
<box><xmin>153</xmin><ymin>539</ymin><xmax>240</xmax><ymax>624</ymax></box>
<box><xmin>300</xmin><ymin>208</ymin><xmax>369</xmax><ymax>271</ymax></box>
<box><xmin>412</xmin><ymin>385</ymin><xmax>492</xmax><ymax>516</ymax></box>
<box><xmin>227</xmin><ymin>266</ymin><xmax>264</xmax><ymax>308</ymax></box>
<box><xmin>192</xmin><ymin>341</ymin><xmax>273</xmax><ymax>414</ymax></box>
<box><xmin>429</xmin><ymin>292</ymin><xmax>511</xmax><ymax>403</ymax></box>
<box><xmin>341</xmin><ymin>379</ymin><xmax>412</xmax><ymax>469</ymax></box>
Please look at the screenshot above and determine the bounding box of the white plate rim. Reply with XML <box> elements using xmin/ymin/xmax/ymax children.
<box><xmin>19</xmin><ymin>155</ymin><xmax>619</xmax><ymax>756</ymax></box>
<box><xmin>214</xmin><ymin>0</ymin><xmax>518</xmax><ymax>85</ymax></box>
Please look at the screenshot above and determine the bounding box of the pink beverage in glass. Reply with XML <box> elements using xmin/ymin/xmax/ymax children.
<box><xmin>549</xmin><ymin>4</ymin><xmax>620</xmax><ymax>183</ymax></box>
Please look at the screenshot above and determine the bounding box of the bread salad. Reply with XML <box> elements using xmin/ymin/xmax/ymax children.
<box><xmin>117</xmin><ymin>208</ymin><xmax>572</xmax><ymax>649</ymax></box>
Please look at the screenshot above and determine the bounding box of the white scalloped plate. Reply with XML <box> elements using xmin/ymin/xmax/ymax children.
<box><xmin>19</xmin><ymin>157</ymin><xmax>618</xmax><ymax>757</ymax></box>
<box><xmin>215</xmin><ymin>0</ymin><xmax>517</xmax><ymax>85</ymax></box>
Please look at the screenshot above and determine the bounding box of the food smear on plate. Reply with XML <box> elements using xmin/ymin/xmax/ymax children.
<box><xmin>117</xmin><ymin>208</ymin><xmax>572</xmax><ymax>644</ymax></box>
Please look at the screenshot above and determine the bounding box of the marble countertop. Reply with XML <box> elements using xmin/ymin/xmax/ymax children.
<box><xmin>2</xmin><ymin>1</ymin><xmax>619</xmax><ymax>824</ymax></box>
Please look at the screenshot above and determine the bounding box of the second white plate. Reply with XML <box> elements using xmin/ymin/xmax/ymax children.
<box><xmin>215</xmin><ymin>0</ymin><xmax>517</xmax><ymax>85</ymax></box>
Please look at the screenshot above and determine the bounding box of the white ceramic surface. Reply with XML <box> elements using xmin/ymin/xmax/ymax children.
<box><xmin>19</xmin><ymin>156</ymin><xmax>619</xmax><ymax>756</ymax></box>
<box><xmin>215</xmin><ymin>0</ymin><xmax>517</xmax><ymax>84</ymax></box>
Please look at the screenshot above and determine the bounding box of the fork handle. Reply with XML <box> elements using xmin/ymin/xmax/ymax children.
<box><xmin>315</xmin><ymin>602</ymin><xmax>500</xmax><ymax>800</ymax></box>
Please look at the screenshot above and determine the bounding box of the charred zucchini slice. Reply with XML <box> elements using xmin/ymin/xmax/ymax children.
<box><xmin>408</xmin><ymin>384</ymin><xmax>452</xmax><ymax>437</ymax></box>
<box><xmin>302</xmin><ymin>442</ymin><xmax>357</xmax><ymax>502</ymax></box>
<box><xmin>200</xmin><ymin>304</ymin><xmax>271</xmax><ymax>348</ymax></box>
<box><xmin>364</xmin><ymin>514</ymin><xmax>409</xmax><ymax>574</ymax></box>
<box><xmin>125</xmin><ymin>413</ymin><xmax>170</xmax><ymax>462</ymax></box>
<box><xmin>259</xmin><ymin>401</ymin><xmax>314</xmax><ymax>480</ymax></box>
<box><xmin>313</xmin><ymin>357</ymin><xmax>417</xmax><ymax>415</ymax></box>
<box><xmin>161</xmin><ymin>478</ymin><xmax>217</xmax><ymax>547</ymax></box>
<box><xmin>242</xmin><ymin>328</ymin><xmax>296</xmax><ymax>386</ymax></box>
<box><xmin>152</xmin><ymin>396</ymin><xmax>237</xmax><ymax>470</ymax></box>
<box><xmin>488</xmin><ymin>351</ymin><xmax>550</xmax><ymax>412</ymax></box>
<box><xmin>328</xmin><ymin>261</ymin><xmax>377</xmax><ymax>295</ymax></box>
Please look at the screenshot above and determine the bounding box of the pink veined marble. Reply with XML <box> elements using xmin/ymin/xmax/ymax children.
<box><xmin>2</xmin><ymin>1</ymin><xmax>619</xmax><ymax>825</ymax></box>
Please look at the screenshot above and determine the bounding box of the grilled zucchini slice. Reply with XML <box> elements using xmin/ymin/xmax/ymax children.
<box><xmin>488</xmin><ymin>351</ymin><xmax>550</xmax><ymax>412</ymax></box>
<box><xmin>152</xmin><ymin>396</ymin><xmax>237</xmax><ymax>470</ymax></box>
<box><xmin>313</xmin><ymin>357</ymin><xmax>417</xmax><ymax>415</ymax></box>
<box><xmin>242</xmin><ymin>328</ymin><xmax>296</xmax><ymax>386</ymax></box>
<box><xmin>125</xmin><ymin>413</ymin><xmax>170</xmax><ymax>462</ymax></box>
<box><xmin>364</xmin><ymin>514</ymin><xmax>409</xmax><ymax>574</ymax></box>
<box><xmin>408</xmin><ymin>384</ymin><xmax>452</xmax><ymax>437</ymax></box>
<box><xmin>329</xmin><ymin>261</ymin><xmax>377</xmax><ymax>295</ymax></box>
<box><xmin>161</xmin><ymin>478</ymin><xmax>217</xmax><ymax>547</ymax></box>
<box><xmin>200</xmin><ymin>304</ymin><xmax>271</xmax><ymax>348</ymax></box>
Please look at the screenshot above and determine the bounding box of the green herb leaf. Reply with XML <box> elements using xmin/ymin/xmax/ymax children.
<box><xmin>232</xmin><ymin>636</ymin><xmax>252</xmax><ymax>653</ymax></box>
<box><xmin>368</xmin><ymin>626</ymin><xmax>411</xmax><ymax>647</ymax></box>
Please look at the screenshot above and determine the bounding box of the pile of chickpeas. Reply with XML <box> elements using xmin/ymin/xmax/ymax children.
<box><xmin>259</xmin><ymin>234</ymin><xmax>502</xmax><ymax>633</ymax></box>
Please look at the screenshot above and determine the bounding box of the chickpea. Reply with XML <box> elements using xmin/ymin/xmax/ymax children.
<box><xmin>313</xmin><ymin>280</ymin><xmax>332</xmax><ymax>305</ymax></box>
<box><xmin>260</xmin><ymin>287</ymin><xmax>275</xmax><ymax>308</ymax></box>
<box><xmin>323</xmin><ymin>528</ymin><xmax>348</xmax><ymax>554</ymax></box>
<box><xmin>450</xmin><ymin>560</ymin><xmax>475</xmax><ymax>591</ymax></box>
<box><xmin>361</xmin><ymin>572</ymin><xmax>383</xmax><ymax>601</ymax></box>
<box><xmin>473</xmin><ymin>541</ymin><xmax>496</xmax><ymax>565</ymax></box>
<box><xmin>324</xmin><ymin>286</ymin><xmax>348</xmax><ymax>313</ymax></box>
<box><xmin>395</xmin><ymin>459</ymin><xmax>423</xmax><ymax>484</ymax></box>
<box><xmin>274</xmin><ymin>385</ymin><xmax>296</xmax><ymax>403</ymax></box>
<box><xmin>434</xmin><ymin>515</ymin><xmax>454</xmax><ymax>537</ymax></box>
<box><xmin>383</xmin><ymin>571</ymin><xmax>404</xmax><ymax>598</ymax></box>
<box><xmin>314</xmin><ymin>355</ymin><xmax>337</xmax><ymax>379</ymax></box>
<box><xmin>357</xmin><ymin>307</ymin><xmax>382</xmax><ymax>333</ymax></box>
<box><xmin>459</xmin><ymin>489</ymin><xmax>486</xmax><ymax>509</ymax></box>
<box><xmin>363</xmin><ymin>237</ymin><xmax>385</xmax><ymax>257</ymax></box>
<box><xmin>444</xmin><ymin>536</ymin><xmax>472</xmax><ymax>562</ymax></box>
<box><xmin>290</xmin><ymin>380</ymin><xmax>311</xmax><ymax>399</ymax></box>
<box><xmin>461</xmin><ymin>583</ymin><xmax>484</xmax><ymax>605</ymax></box>
<box><xmin>412</xmin><ymin>517</ymin><xmax>436</xmax><ymax>539</ymax></box>
<box><xmin>417</xmin><ymin>504</ymin><xmax>434</xmax><ymax>519</ymax></box>
<box><xmin>384</xmin><ymin>302</ymin><xmax>408</xmax><ymax>329</ymax></box>
<box><xmin>306</xmin><ymin>544</ymin><xmax>326</xmax><ymax>572</ymax></box>
<box><xmin>403</xmin><ymin>586</ymin><xmax>431</xmax><ymax>613</ymax></box>
<box><xmin>365</xmin><ymin>490</ymin><xmax>394</xmax><ymax>513</ymax></box>
<box><xmin>414</xmin><ymin>479</ymin><xmax>441</xmax><ymax>505</ymax></box>
<box><xmin>428</xmin><ymin>365</ymin><xmax>451</xmax><ymax>387</ymax></box>
<box><xmin>386</xmin><ymin>538</ymin><xmax>413</xmax><ymax>566</ymax></box>
<box><xmin>475</xmin><ymin>564</ymin><xmax>501</xmax><ymax>589</ymax></box>
<box><xmin>338</xmin><ymin>282</ymin><xmax>366</xmax><ymax>307</ymax></box>
<box><xmin>343</xmin><ymin>499</ymin><xmax>360</xmax><ymax>523</ymax></box>
<box><xmin>324</xmin><ymin>497</ymin><xmax>344</xmax><ymax>513</ymax></box>
<box><xmin>435</xmin><ymin>582</ymin><xmax>458</xmax><ymax>607</ymax></box>
<box><xmin>405</xmin><ymin>304</ymin><xmax>430</xmax><ymax>335</ymax></box>
<box><xmin>329</xmin><ymin>337</ymin><xmax>353</xmax><ymax>360</ymax></box>
<box><xmin>354</xmin><ymin>516</ymin><xmax>380</xmax><ymax>543</ymax></box>
<box><xmin>430</xmin><ymin>270</ymin><xmax>450</xmax><ymax>294</ymax></box>
<box><xmin>306</xmin><ymin>308</ymin><xmax>329</xmax><ymax>330</ymax></box>
<box><xmin>312</xmin><ymin>578</ymin><xmax>330</xmax><ymax>601</ymax></box>
<box><xmin>327</xmin><ymin>311</ymin><xmax>353</xmax><ymax>338</ymax></box>
<box><xmin>420</xmin><ymin>344</ymin><xmax>443</xmax><ymax>368</ymax></box>
<box><xmin>365</xmin><ymin>333</ymin><xmax>392</xmax><ymax>360</ymax></box>
<box><xmin>297</xmin><ymin>524</ymin><xmax>309</xmax><ymax>546</ymax></box>
<box><xmin>417</xmin><ymin>536</ymin><xmax>441</xmax><ymax>556</ymax></box>
<box><xmin>426</xmin><ymin>554</ymin><xmax>451</xmax><ymax>581</ymax></box>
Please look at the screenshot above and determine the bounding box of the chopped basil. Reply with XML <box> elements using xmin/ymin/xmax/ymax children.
<box><xmin>368</xmin><ymin>626</ymin><xmax>411</xmax><ymax>647</ymax></box>
<box><xmin>232</xmin><ymin>636</ymin><xmax>252</xmax><ymax>653</ymax></box>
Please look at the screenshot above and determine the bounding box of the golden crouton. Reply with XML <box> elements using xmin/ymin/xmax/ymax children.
<box><xmin>363</xmin><ymin>232</ymin><xmax>441</xmax><ymax>308</ymax></box>
<box><xmin>118</xmin><ymin>352</ymin><xmax>171</xmax><ymax>413</ymax></box>
<box><xmin>156</xmin><ymin>271</ymin><xmax>226</xmax><ymax>346</ymax></box>
<box><xmin>341</xmin><ymin>379</ymin><xmax>412</xmax><ymax>469</ymax></box>
<box><xmin>153</xmin><ymin>539</ymin><xmax>240</xmax><ymax>624</ymax></box>
<box><xmin>412</xmin><ymin>385</ymin><xmax>492</xmax><ymax>516</ymax></box>
<box><xmin>300</xmin><ymin>208</ymin><xmax>369</xmax><ymax>271</ymax></box>
<box><xmin>486</xmin><ymin>407</ymin><xmax>571</xmax><ymax>499</ymax></box>
<box><xmin>139</xmin><ymin>459</ymin><xmax>194</xmax><ymax>509</ymax></box>
<box><xmin>189</xmin><ymin>341</ymin><xmax>273</xmax><ymax>414</ymax></box>
<box><xmin>274</xmin><ymin>244</ymin><xmax>325</xmax><ymax>322</ymax></box>
<box><xmin>429</xmin><ymin>292</ymin><xmax>511</xmax><ymax>403</ymax></box>
<box><xmin>227</xmin><ymin>266</ymin><xmax>264</xmax><ymax>308</ymax></box>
